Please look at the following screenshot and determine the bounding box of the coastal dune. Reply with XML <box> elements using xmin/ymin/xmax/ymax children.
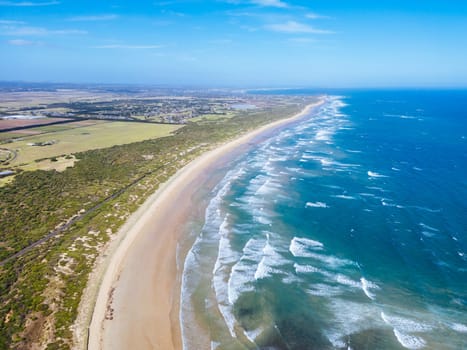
<box><xmin>86</xmin><ymin>99</ymin><xmax>324</xmax><ymax>350</ymax></box>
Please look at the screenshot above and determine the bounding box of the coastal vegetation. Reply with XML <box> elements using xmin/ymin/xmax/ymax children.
<box><xmin>0</xmin><ymin>95</ymin><xmax>315</xmax><ymax>349</ymax></box>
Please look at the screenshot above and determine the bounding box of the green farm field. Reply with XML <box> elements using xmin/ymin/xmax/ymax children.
<box><xmin>2</xmin><ymin>121</ymin><xmax>181</xmax><ymax>167</ymax></box>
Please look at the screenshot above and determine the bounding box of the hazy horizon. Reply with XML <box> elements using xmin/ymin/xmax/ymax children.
<box><xmin>1</xmin><ymin>0</ymin><xmax>467</xmax><ymax>87</ymax></box>
<box><xmin>2</xmin><ymin>81</ymin><xmax>467</xmax><ymax>90</ymax></box>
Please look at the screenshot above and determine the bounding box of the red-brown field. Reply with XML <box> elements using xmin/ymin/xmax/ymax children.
<box><xmin>0</xmin><ymin>118</ymin><xmax>70</xmax><ymax>131</ymax></box>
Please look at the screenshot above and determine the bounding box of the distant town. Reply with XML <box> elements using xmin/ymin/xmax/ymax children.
<box><xmin>0</xmin><ymin>83</ymin><xmax>285</xmax><ymax>125</ymax></box>
<box><xmin>0</xmin><ymin>83</ymin><xmax>308</xmax><ymax>184</ymax></box>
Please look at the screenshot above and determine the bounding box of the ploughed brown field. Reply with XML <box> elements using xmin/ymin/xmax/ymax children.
<box><xmin>0</xmin><ymin>118</ymin><xmax>70</xmax><ymax>131</ymax></box>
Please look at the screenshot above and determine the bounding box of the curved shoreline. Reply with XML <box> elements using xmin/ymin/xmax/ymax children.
<box><xmin>83</xmin><ymin>98</ymin><xmax>325</xmax><ymax>350</ymax></box>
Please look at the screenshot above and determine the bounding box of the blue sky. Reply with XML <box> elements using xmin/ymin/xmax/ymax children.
<box><xmin>1</xmin><ymin>0</ymin><xmax>467</xmax><ymax>87</ymax></box>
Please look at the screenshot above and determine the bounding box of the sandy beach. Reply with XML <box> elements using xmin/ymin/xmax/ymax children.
<box><xmin>85</xmin><ymin>98</ymin><xmax>324</xmax><ymax>350</ymax></box>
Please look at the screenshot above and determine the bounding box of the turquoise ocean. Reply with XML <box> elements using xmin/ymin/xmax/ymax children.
<box><xmin>180</xmin><ymin>90</ymin><xmax>467</xmax><ymax>350</ymax></box>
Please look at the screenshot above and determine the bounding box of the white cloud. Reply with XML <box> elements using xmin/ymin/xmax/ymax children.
<box><xmin>306</xmin><ymin>12</ymin><xmax>330</xmax><ymax>20</ymax></box>
<box><xmin>1</xmin><ymin>25</ymin><xmax>87</xmax><ymax>35</ymax></box>
<box><xmin>0</xmin><ymin>1</ymin><xmax>60</xmax><ymax>6</ymax></box>
<box><xmin>8</xmin><ymin>38</ymin><xmax>29</xmax><ymax>45</ymax></box>
<box><xmin>7</xmin><ymin>38</ymin><xmax>43</xmax><ymax>45</ymax></box>
<box><xmin>265</xmin><ymin>21</ymin><xmax>332</xmax><ymax>34</ymax></box>
<box><xmin>0</xmin><ymin>20</ymin><xmax>25</xmax><ymax>24</ymax></box>
<box><xmin>226</xmin><ymin>10</ymin><xmax>259</xmax><ymax>18</ymax></box>
<box><xmin>153</xmin><ymin>1</ymin><xmax>178</xmax><ymax>6</ymax></box>
<box><xmin>250</xmin><ymin>0</ymin><xmax>287</xmax><ymax>8</ymax></box>
<box><xmin>92</xmin><ymin>44</ymin><xmax>162</xmax><ymax>49</ymax></box>
<box><xmin>67</xmin><ymin>14</ymin><xmax>119</xmax><ymax>22</ymax></box>
<box><xmin>225</xmin><ymin>0</ymin><xmax>288</xmax><ymax>8</ymax></box>
<box><xmin>160</xmin><ymin>9</ymin><xmax>186</xmax><ymax>17</ymax></box>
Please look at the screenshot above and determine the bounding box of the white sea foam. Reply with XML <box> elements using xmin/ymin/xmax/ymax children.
<box><xmin>393</xmin><ymin>329</ymin><xmax>426</xmax><ymax>349</ymax></box>
<box><xmin>359</xmin><ymin>192</ymin><xmax>376</xmax><ymax>197</ymax></box>
<box><xmin>360</xmin><ymin>277</ymin><xmax>379</xmax><ymax>300</ymax></box>
<box><xmin>421</xmin><ymin>231</ymin><xmax>436</xmax><ymax>238</ymax></box>
<box><xmin>381</xmin><ymin>312</ymin><xmax>433</xmax><ymax>333</ymax></box>
<box><xmin>227</xmin><ymin>238</ymin><xmax>262</xmax><ymax>304</ymax></box>
<box><xmin>381</xmin><ymin>312</ymin><xmax>433</xmax><ymax>349</ymax></box>
<box><xmin>305</xmin><ymin>283</ymin><xmax>343</xmax><ymax>297</ymax></box>
<box><xmin>289</xmin><ymin>237</ymin><xmax>324</xmax><ymax>258</ymax></box>
<box><xmin>384</xmin><ymin>114</ymin><xmax>417</xmax><ymax>120</ymax></box>
<box><xmin>180</xmin><ymin>237</ymin><xmax>205</xmax><ymax>349</ymax></box>
<box><xmin>254</xmin><ymin>235</ymin><xmax>287</xmax><ymax>280</ymax></box>
<box><xmin>243</xmin><ymin>327</ymin><xmax>263</xmax><ymax>344</ymax></box>
<box><xmin>303</xmin><ymin>154</ymin><xmax>336</xmax><ymax>167</ymax></box>
<box><xmin>366</xmin><ymin>186</ymin><xmax>387</xmax><ymax>192</ymax></box>
<box><xmin>333</xmin><ymin>194</ymin><xmax>356</xmax><ymax>200</ymax></box>
<box><xmin>409</xmin><ymin>205</ymin><xmax>441</xmax><ymax>213</ymax></box>
<box><xmin>294</xmin><ymin>263</ymin><xmax>322</xmax><ymax>274</ymax></box>
<box><xmin>294</xmin><ymin>263</ymin><xmax>363</xmax><ymax>293</ymax></box>
<box><xmin>212</xmin><ymin>219</ymin><xmax>241</xmax><ymax>338</ymax></box>
<box><xmin>286</xmin><ymin>166</ymin><xmax>305</xmax><ymax>174</ymax></box>
<box><xmin>335</xmin><ymin>274</ymin><xmax>360</xmax><ymax>288</ymax></box>
<box><xmin>325</xmin><ymin>299</ymin><xmax>379</xmax><ymax>349</ymax></box>
<box><xmin>320</xmin><ymin>158</ymin><xmax>335</xmax><ymax>167</ymax></box>
<box><xmin>228</xmin><ymin>233</ymin><xmax>289</xmax><ymax>301</ymax></box>
<box><xmin>419</xmin><ymin>223</ymin><xmax>439</xmax><ymax>232</ymax></box>
<box><xmin>309</xmin><ymin>253</ymin><xmax>356</xmax><ymax>269</ymax></box>
<box><xmin>305</xmin><ymin>201</ymin><xmax>328</xmax><ymax>208</ymax></box>
<box><xmin>381</xmin><ymin>198</ymin><xmax>404</xmax><ymax>208</ymax></box>
<box><xmin>255</xmin><ymin>179</ymin><xmax>277</xmax><ymax>195</ymax></box>
<box><xmin>213</xmin><ymin>217</ymin><xmax>239</xmax><ymax>271</ymax></box>
<box><xmin>323</xmin><ymin>184</ymin><xmax>343</xmax><ymax>190</ymax></box>
<box><xmin>450</xmin><ymin>322</ymin><xmax>467</xmax><ymax>333</ymax></box>
<box><xmin>293</xmin><ymin>236</ymin><xmax>324</xmax><ymax>249</ymax></box>
<box><xmin>253</xmin><ymin>209</ymin><xmax>272</xmax><ymax>225</ymax></box>
<box><xmin>254</xmin><ymin>256</ymin><xmax>271</xmax><ymax>280</ymax></box>
<box><xmin>328</xmin><ymin>337</ymin><xmax>347</xmax><ymax>348</ymax></box>
<box><xmin>268</xmin><ymin>156</ymin><xmax>287</xmax><ymax>162</ymax></box>
<box><xmin>268</xmin><ymin>145</ymin><xmax>282</xmax><ymax>151</ymax></box>
<box><xmin>181</xmin><ymin>166</ymin><xmax>245</xmax><ymax>346</ymax></box>
<box><xmin>368</xmin><ymin>171</ymin><xmax>388</xmax><ymax>178</ymax></box>
<box><xmin>337</xmin><ymin>162</ymin><xmax>361</xmax><ymax>168</ymax></box>
<box><xmin>301</xmin><ymin>153</ymin><xmax>317</xmax><ymax>160</ymax></box>
<box><xmin>228</xmin><ymin>263</ymin><xmax>254</xmax><ymax>305</ymax></box>
<box><xmin>315</xmin><ymin>129</ymin><xmax>332</xmax><ymax>141</ymax></box>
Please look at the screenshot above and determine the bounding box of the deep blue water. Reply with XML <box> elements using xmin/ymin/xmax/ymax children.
<box><xmin>181</xmin><ymin>90</ymin><xmax>467</xmax><ymax>350</ymax></box>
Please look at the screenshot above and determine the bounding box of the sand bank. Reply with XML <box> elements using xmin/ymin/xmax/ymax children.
<box><xmin>85</xmin><ymin>98</ymin><xmax>324</xmax><ymax>350</ymax></box>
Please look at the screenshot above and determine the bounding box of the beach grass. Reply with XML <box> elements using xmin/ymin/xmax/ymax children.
<box><xmin>189</xmin><ymin>112</ymin><xmax>235</xmax><ymax>123</ymax></box>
